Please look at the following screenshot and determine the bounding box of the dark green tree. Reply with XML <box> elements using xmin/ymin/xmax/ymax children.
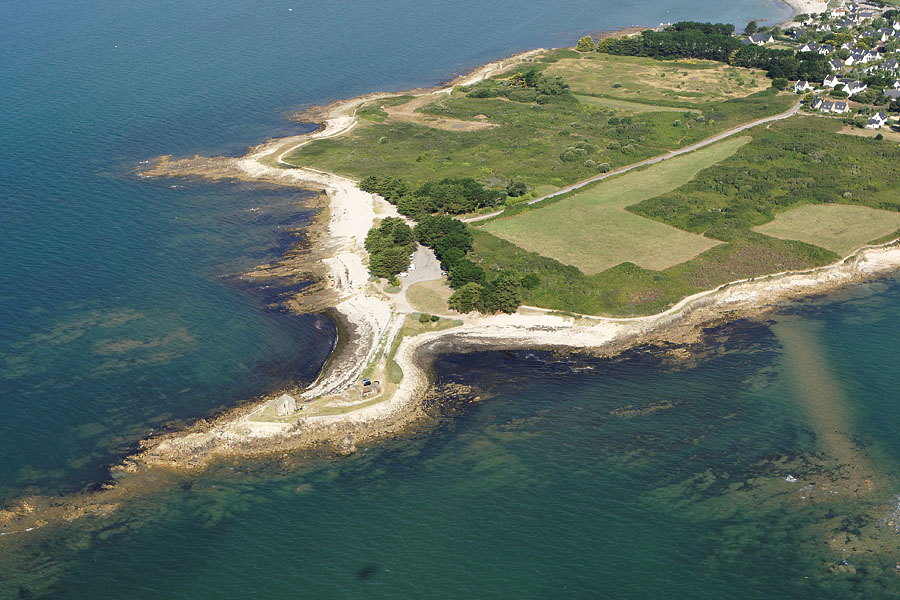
<box><xmin>506</xmin><ymin>178</ymin><xmax>528</xmax><ymax>197</ymax></box>
<box><xmin>368</xmin><ymin>245</ymin><xmax>411</xmax><ymax>278</ymax></box>
<box><xmin>449</xmin><ymin>259</ymin><xmax>486</xmax><ymax>289</ymax></box>
<box><xmin>448</xmin><ymin>282</ymin><xmax>484</xmax><ymax>313</ymax></box>
<box><xmin>364</xmin><ymin>217</ymin><xmax>416</xmax><ymax>278</ymax></box>
<box><xmin>479</xmin><ymin>273</ymin><xmax>523</xmax><ymax>314</ymax></box>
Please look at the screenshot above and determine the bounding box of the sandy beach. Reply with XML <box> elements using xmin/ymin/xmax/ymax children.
<box><xmin>779</xmin><ymin>0</ymin><xmax>828</xmax><ymax>25</ymax></box>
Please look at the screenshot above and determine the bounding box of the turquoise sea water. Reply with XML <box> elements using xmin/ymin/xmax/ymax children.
<box><xmin>14</xmin><ymin>0</ymin><xmax>900</xmax><ymax>597</ymax></box>
<box><xmin>10</xmin><ymin>277</ymin><xmax>900</xmax><ymax>598</ymax></box>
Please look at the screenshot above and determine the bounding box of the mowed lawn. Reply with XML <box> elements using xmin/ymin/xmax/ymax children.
<box><xmin>753</xmin><ymin>204</ymin><xmax>900</xmax><ymax>256</ymax></box>
<box><xmin>544</xmin><ymin>54</ymin><xmax>770</xmax><ymax>107</ymax></box>
<box><xmin>482</xmin><ymin>137</ymin><xmax>750</xmax><ymax>274</ymax></box>
<box><xmin>406</xmin><ymin>279</ymin><xmax>454</xmax><ymax>315</ymax></box>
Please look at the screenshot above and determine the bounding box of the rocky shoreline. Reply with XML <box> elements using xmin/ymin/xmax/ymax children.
<box><xmin>5</xmin><ymin>41</ymin><xmax>900</xmax><ymax>541</ymax></box>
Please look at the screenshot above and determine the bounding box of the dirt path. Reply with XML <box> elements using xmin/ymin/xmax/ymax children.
<box><xmin>382</xmin><ymin>93</ymin><xmax>497</xmax><ymax>132</ymax></box>
<box><xmin>247</xmin><ymin>49</ymin><xmax>542</xmax><ymax>170</ymax></box>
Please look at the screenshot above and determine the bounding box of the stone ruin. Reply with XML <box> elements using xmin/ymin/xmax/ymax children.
<box><xmin>275</xmin><ymin>393</ymin><xmax>298</xmax><ymax>416</ymax></box>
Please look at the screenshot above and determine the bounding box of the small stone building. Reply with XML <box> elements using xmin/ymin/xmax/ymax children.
<box><xmin>275</xmin><ymin>393</ymin><xmax>298</xmax><ymax>416</ymax></box>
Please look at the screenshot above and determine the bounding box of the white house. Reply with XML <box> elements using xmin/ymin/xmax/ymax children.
<box><xmin>794</xmin><ymin>80</ymin><xmax>813</xmax><ymax>93</ymax></box>
<box><xmin>842</xmin><ymin>80</ymin><xmax>868</xmax><ymax>96</ymax></box>
<box><xmin>800</xmin><ymin>42</ymin><xmax>820</xmax><ymax>53</ymax></box>
<box><xmin>744</xmin><ymin>33</ymin><xmax>775</xmax><ymax>46</ymax></box>
<box><xmin>866</xmin><ymin>112</ymin><xmax>888</xmax><ymax>128</ymax></box>
<box><xmin>882</xmin><ymin>58</ymin><xmax>900</xmax><ymax>72</ymax></box>
<box><xmin>824</xmin><ymin>74</ymin><xmax>842</xmax><ymax>87</ymax></box>
<box><xmin>832</xmin><ymin>101</ymin><xmax>850</xmax><ymax>114</ymax></box>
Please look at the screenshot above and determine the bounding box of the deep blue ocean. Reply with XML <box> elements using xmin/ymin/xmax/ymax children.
<box><xmin>11</xmin><ymin>0</ymin><xmax>900</xmax><ymax>597</ymax></box>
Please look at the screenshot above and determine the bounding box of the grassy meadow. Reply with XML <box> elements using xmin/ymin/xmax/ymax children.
<box><xmin>629</xmin><ymin>117</ymin><xmax>900</xmax><ymax>240</ymax></box>
<box><xmin>481</xmin><ymin>136</ymin><xmax>748</xmax><ymax>274</ymax></box>
<box><xmin>471</xmin><ymin>119</ymin><xmax>900</xmax><ymax>316</ymax></box>
<box><xmin>406</xmin><ymin>279</ymin><xmax>454</xmax><ymax>314</ymax></box>
<box><xmin>543</xmin><ymin>54</ymin><xmax>771</xmax><ymax>107</ymax></box>
<box><xmin>573</xmin><ymin>94</ymin><xmax>685</xmax><ymax>113</ymax></box>
<box><xmin>285</xmin><ymin>50</ymin><xmax>900</xmax><ymax>317</ymax></box>
<box><xmin>754</xmin><ymin>204</ymin><xmax>900</xmax><ymax>256</ymax></box>
<box><xmin>286</xmin><ymin>50</ymin><xmax>794</xmax><ymax>192</ymax></box>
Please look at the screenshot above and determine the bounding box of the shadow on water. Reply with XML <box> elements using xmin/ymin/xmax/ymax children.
<box><xmin>356</xmin><ymin>563</ymin><xmax>379</xmax><ymax>581</ymax></box>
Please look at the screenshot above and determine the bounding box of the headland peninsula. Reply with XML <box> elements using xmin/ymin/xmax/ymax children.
<box><xmin>6</xmin><ymin>1</ymin><xmax>900</xmax><ymax>572</ymax></box>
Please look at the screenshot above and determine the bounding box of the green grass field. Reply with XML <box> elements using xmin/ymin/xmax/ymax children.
<box><xmin>753</xmin><ymin>205</ymin><xmax>900</xmax><ymax>256</ymax></box>
<box><xmin>285</xmin><ymin>51</ymin><xmax>794</xmax><ymax>192</ymax></box>
<box><xmin>468</xmin><ymin>116</ymin><xmax>900</xmax><ymax>316</ymax></box>
<box><xmin>629</xmin><ymin>117</ymin><xmax>900</xmax><ymax>241</ymax></box>
<box><xmin>544</xmin><ymin>54</ymin><xmax>770</xmax><ymax>108</ymax></box>
<box><xmin>406</xmin><ymin>279</ymin><xmax>453</xmax><ymax>314</ymax></box>
<box><xmin>574</xmin><ymin>95</ymin><xmax>685</xmax><ymax>113</ymax></box>
<box><xmin>285</xmin><ymin>50</ymin><xmax>900</xmax><ymax>318</ymax></box>
<box><xmin>481</xmin><ymin>137</ymin><xmax>750</xmax><ymax>273</ymax></box>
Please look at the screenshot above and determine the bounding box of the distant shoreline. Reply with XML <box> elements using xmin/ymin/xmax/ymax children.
<box><xmin>777</xmin><ymin>0</ymin><xmax>828</xmax><ymax>26</ymax></box>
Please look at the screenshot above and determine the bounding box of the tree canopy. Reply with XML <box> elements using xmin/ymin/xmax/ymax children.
<box><xmin>597</xmin><ymin>22</ymin><xmax>829</xmax><ymax>82</ymax></box>
<box><xmin>360</xmin><ymin>175</ymin><xmax>505</xmax><ymax>218</ymax></box>
<box><xmin>364</xmin><ymin>217</ymin><xmax>416</xmax><ymax>278</ymax></box>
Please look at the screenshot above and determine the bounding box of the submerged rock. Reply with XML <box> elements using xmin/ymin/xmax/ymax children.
<box><xmin>335</xmin><ymin>434</ymin><xmax>357</xmax><ymax>456</ymax></box>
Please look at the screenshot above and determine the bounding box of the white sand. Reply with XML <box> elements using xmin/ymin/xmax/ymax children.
<box><xmin>779</xmin><ymin>0</ymin><xmax>828</xmax><ymax>25</ymax></box>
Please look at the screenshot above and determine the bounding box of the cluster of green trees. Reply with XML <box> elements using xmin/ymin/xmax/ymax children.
<box><xmin>358</xmin><ymin>175</ymin><xmax>408</xmax><ymax>203</ymax></box>
<box><xmin>364</xmin><ymin>218</ymin><xmax>416</xmax><ymax>278</ymax></box>
<box><xmin>465</xmin><ymin>68</ymin><xmax>575</xmax><ymax>105</ymax></box>
<box><xmin>596</xmin><ymin>22</ymin><xmax>829</xmax><ymax>82</ymax></box>
<box><xmin>413</xmin><ymin>215</ymin><xmax>527</xmax><ymax>314</ymax></box>
<box><xmin>360</xmin><ymin>175</ymin><xmax>505</xmax><ymax>218</ymax></box>
<box><xmin>672</xmin><ymin>21</ymin><xmax>735</xmax><ymax>35</ymax></box>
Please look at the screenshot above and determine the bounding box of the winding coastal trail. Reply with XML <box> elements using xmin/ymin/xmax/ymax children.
<box><xmin>463</xmin><ymin>100</ymin><xmax>802</xmax><ymax>223</ymax></box>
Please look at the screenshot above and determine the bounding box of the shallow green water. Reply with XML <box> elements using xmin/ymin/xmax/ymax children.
<box><xmin>7</xmin><ymin>277</ymin><xmax>900</xmax><ymax>598</ymax></box>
